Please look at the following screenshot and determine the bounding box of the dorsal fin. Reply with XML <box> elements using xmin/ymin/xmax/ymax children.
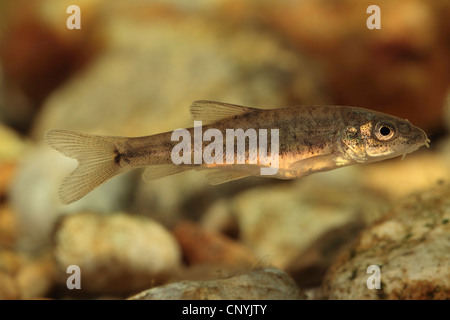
<box><xmin>190</xmin><ymin>100</ymin><xmax>257</xmax><ymax>125</ymax></box>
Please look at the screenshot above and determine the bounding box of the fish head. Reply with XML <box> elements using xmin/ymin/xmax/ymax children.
<box><xmin>340</xmin><ymin>110</ymin><xmax>430</xmax><ymax>164</ymax></box>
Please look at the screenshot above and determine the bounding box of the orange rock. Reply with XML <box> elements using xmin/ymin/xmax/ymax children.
<box><xmin>0</xmin><ymin>162</ymin><xmax>17</xmax><ymax>197</ymax></box>
<box><xmin>15</xmin><ymin>254</ymin><xmax>56</xmax><ymax>299</ymax></box>
<box><xmin>0</xmin><ymin>205</ymin><xmax>18</xmax><ymax>248</ymax></box>
<box><xmin>53</xmin><ymin>212</ymin><xmax>181</xmax><ymax>295</ymax></box>
<box><xmin>323</xmin><ymin>186</ymin><xmax>450</xmax><ymax>299</ymax></box>
<box><xmin>129</xmin><ymin>268</ymin><xmax>305</xmax><ymax>300</ymax></box>
<box><xmin>169</xmin><ymin>264</ymin><xmax>249</xmax><ymax>283</ymax></box>
<box><xmin>173</xmin><ymin>221</ymin><xmax>256</xmax><ymax>267</ymax></box>
<box><xmin>0</xmin><ymin>249</ymin><xmax>22</xmax><ymax>275</ymax></box>
<box><xmin>0</xmin><ymin>271</ymin><xmax>20</xmax><ymax>300</ymax></box>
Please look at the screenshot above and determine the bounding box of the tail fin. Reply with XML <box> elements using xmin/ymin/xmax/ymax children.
<box><xmin>45</xmin><ymin>129</ymin><xmax>128</xmax><ymax>204</ymax></box>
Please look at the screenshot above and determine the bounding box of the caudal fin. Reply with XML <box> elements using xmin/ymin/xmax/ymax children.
<box><xmin>45</xmin><ymin>129</ymin><xmax>128</xmax><ymax>204</ymax></box>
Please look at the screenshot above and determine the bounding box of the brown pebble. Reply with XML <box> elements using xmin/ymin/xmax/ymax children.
<box><xmin>0</xmin><ymin>162</ymin><xmax>17</xmax><ymax>197</ymax></box>
<box><xmin>0</xmin><ymin>271</ymin><xmax>20</xmax><ymax>300</ymax></box>
<box><xmin>173</xmin><ymin>221</ymin><xmax>257</xmax><ymax>267</ymax></box>
<box><xmin>53</xmin><ymin>212</ymin><xmax>181</xmax><ymax>295</ymax></box>
<box><xmin>15</xmin><ymin>253</ymin><xmax>56</xmax><ymax>299</ymax></box>
<box><xmin>323</xmin><ymin>186</ymin><xmax>450</xmax><ymax>299</ymax></box>
<box><xmin>0</xmin><ymin>205</ymin><xmax>19</xmax><ymax>247</ymax></box>
<box><xmin>129</xmin><ymin>268</ymin><xmax>305</xmax><ymax>300</ymax></box>
<box><xmin>0</xmin><ymin>249</ymin><xmax>22</xmax><ymax>275</ymax></box>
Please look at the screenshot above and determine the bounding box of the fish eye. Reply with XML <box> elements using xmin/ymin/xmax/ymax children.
<box><xmin>374</xmin><ymin>122</ymin><xmax>395</xmax><ymax>141</ymax></box>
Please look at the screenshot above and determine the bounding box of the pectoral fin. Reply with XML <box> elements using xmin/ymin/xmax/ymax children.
<box><xmin>289</xmin><ymin>153</ymin><xmax>338</xmax><ymax>176</ymax></box>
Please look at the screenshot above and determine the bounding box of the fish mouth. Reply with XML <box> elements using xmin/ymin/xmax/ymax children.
<box><xmin>417</xmin><ymin>127</ymin><xmax>430</xmax><ymax>148</ymax></box>
<box><xmin>401</xmin><ymin>136</ymin><xmax>430</xmax><ymax>160</ymax></box>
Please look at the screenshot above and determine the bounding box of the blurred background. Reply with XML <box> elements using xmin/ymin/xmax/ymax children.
<box><xmin>0</xmin><ymin>0</ymin><xmax>449</xmax><ymax>299</ymax></box>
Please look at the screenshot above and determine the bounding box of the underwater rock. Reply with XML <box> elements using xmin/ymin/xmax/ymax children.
<box><xmin>0</xmin><ymin>205</ymin><xmax>18</xmax><ymax>248</ymax></box>
<box><xmin>0</xmin><ymin>162</ymin><xmax>17</xmax><ymax>198</ymax></box>
<box><xmin>15</xmin><ymin>253</ymin><xmax>55</xmax><ymax>299</ymax></box>
<box><xmin>0</xmin><ymin>271</ymin><xmax>19</xmax><ymax>300</ymax></box>
<box><xmin>173</xmin><ymin>221</ymin><xmax>256</xmax><ymax>267</ymax></box>
<box><xmin>0</xmin><ymin>249</ymin><xmax>22</xmax><ymax>276</ymax></box>
<box><xmin>129</xmin><ymin>268</ymin><xmax>305</xmax><ymax>300</ymax></box>
<box><xmin>323</xmin><ymin>186</ymin><xmax>450</xmax><ymax>299</ymax></box>
<box><xmin>0</xmin><ymin>248</ymin><xmax>54</xmax><ymax>299</ymax></box>
<box><xmin>285</xmin><ymin>219</ymin><xmax>366</xmax><ymax>288</ymax></box>
<box><xmin>53</xmin><ymin>212</ymin><xmax>181</xmax><ymax>295</ymax></box>
<box><xmin>169</xmin><ymin>264</ymin><xmax>250</xmax><ymax>283</ymax></box>
<box><xmin>200</xmin><ymin>198</ymin><xmax>239</xmax><ymax>236</ymax></box>
<box><xmin>0</xmin><ymin>124</ymin><xmax>24</xmax><ymax>200</ymax></box>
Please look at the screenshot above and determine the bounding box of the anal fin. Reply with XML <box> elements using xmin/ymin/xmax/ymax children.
<box><xmin>206</xmin><ymin>170</ymin><xmax>252</xmax><ymax>185</ymax></box>
<box><xmin>142</xmin><ymin>164</ymin><xmax>187</xmax><ymax>181</ymax></box>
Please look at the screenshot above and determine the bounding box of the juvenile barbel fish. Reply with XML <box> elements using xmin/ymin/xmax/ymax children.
<box><xmin>46</xmin><ymin>100</ymin><xmax>430</xmax><ymax>204</ymax></box>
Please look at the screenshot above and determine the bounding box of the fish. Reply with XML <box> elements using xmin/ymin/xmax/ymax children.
<box><xmin>45</xmin><ymin>100</ymin><xmax>430</xmax><ymax>204</ymax></box>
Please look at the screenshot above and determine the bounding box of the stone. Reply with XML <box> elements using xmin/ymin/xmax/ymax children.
<box><xmin>0</xmin><ymin>249</ymin><xmax>22</xmax><ymax>275</ymax></box>
<box><xmin>15</xmin><ymin>253</ymin><xmax>56</xmax><ymax>299</ymax></box>
<box><xmin>323</xmin><ymin>186</ymin><xmax>450</xmax><ymax>299</ymax></box>
<box><xmin>53</xmin><ymin>212</ymin><xmax>181</xmax><ymax>295</ymax></box>
<box><xmin>168</xmin><ymin>264</ymin><xmax>248</xmax><ymax>283</ymax></box>
<box><xmin>0</xmin><ymin>205</ymin><xmax>18</xmax><ymax>248</ymax></box>
<box><xmin>286</xmin><ymin>219</ymin><xmax>366</xmax><ymax>288</ymax></box>
<box><xmin>0</xmin><ymin>162</ymin><xmax>17</xmax><ymax>197</ymax></box>
<box><xmin>129</xmin><ymin>268</ymin><xmax>305</xmax><ymax>300</ymax></box>
<box><xmin>173</xmin><ymin>221</ymin><xmax>256</xmax><ymax>267</ymax></box>
<box><xmin>200</xmin><ymin>198</ymin><xmax>239</xmax><ymax>237</ymax></box>
<box><xmin>0</xmin><ymin>271</ymin><xmax>19</xmax><ymax>300</ymax></box>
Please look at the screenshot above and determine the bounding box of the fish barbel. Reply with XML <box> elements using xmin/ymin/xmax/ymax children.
<box><xmin>46</xmin><ymin>100</ymin><xmax>430</xmax><ymax>204</ymax></box>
